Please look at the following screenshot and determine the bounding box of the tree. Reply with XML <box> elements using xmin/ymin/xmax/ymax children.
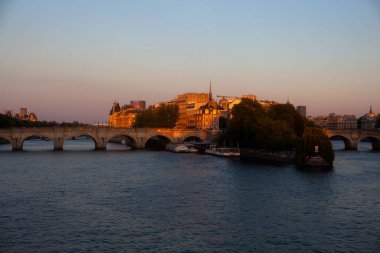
<box><xmin>295</xmin><ymin>127</ymin><xmax>334</xmax><ymax>165</ymax></box>
<box><xmin>221</xmin><ymin>99</ymin><xmax>304</xmax><ymax>151</ymax></box>
<box><xmin>0</xmin><ymin>113</ymin><xmax>89</xmax><ymax>128</ymax></box>
<box><xmin>267</xmin><ymin>103</ymin><xmax>305</xmax><ymax>137</ymax></box>
<box><xmin>219</xmin><ymin>117</ymin><xmax>227</xmax><ymax>129</ymax></box>
<box><xmin>134</xmin><ymin>104</ymin><xmax>179</xmax><ymax>128</ymax></box>
<box><xmin>220</xmin><ymin>99</ymin><xmax>334</xmax><ymax>165</ymax></box>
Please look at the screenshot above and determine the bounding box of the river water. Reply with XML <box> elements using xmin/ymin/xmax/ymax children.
<box><xmin>0</xmin><ymin>140</ymin><xmax>379</xmax><ymax>252</ymax></box>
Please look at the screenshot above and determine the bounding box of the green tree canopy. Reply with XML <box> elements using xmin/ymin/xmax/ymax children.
<box><xmin>222</xmin><ymin>99</ymin><xmax>304</xmax><ymax>151</ymax></box>
<box><xmin>133</xmin><ymin>104</ymin><xmax>179</xmax><ymax>128</ymax></box>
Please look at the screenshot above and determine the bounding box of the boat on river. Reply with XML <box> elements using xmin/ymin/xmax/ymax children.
<box><xmin>167</xmin><ymin>143</ymin><xmax>198</xmax><ymax>153</ymax></box>
<box><xmin>205</xmin><ymin>145</ymin><xmax>240</xmax><ymax>157</ymax></box>
<box><xmin>302</xmin><ymin>156</ymin><xmax>332</xmax><ymax>169</ymax></box>
<box><xmin>299</xmin><ymin>146</ymin><xmax>333</xmax><ymax>170</ymax></box>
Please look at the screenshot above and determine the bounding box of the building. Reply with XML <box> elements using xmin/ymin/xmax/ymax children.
<box><xmin>309</xmin><ymin>115</ymin><xmax>328</xmax><ymax>128</ymax></box>
<box><xmin>130</xmin><ymin>100</ymin><xmax>146</xmax><ymax>111</ymax></box>
<box><xmin>173</xmin><ymin>83</ymin><xmax>229</xmax><ymax>129</ymax></box>
<box><xmin>5</xmin><ymin>107</ymin><xmax>38</xmax><ymax>122</ymax></box>
<box><xmin>175</xmin><ymin>92</ymin><xmax>210</xmax><ymax>128</ymax></box>
<box><xmin>108</xmin><ymin>101</ymin><xmax>142</xmax><ymax>128</ymax></box>
<box><xmin>326</xmin><ymin>114</ymin><xmax>357</xmax><ymax>130</ymax></box>
<box><xmin>186</xmin><ymin>100</ymin><xmax>225</xmax><ymax>129</ymax></box>
<box><xmin>360</xmin><ymin>106</ymin><xmax>378</xmax><ymax>130</ymax></box>
<box><xmin>311</xmin><ymin>113</ymin><xmax>357</xmax><ymax>130</ymax></box>
<box><xmin>296</xmin><ymin>106</ymin><xmax>307</xmax><ymax>118</ymax></box>
<box><xmin>107</xmin><ymin>87</ymin><xmax>279</xmax><ymax>130</ymax></box>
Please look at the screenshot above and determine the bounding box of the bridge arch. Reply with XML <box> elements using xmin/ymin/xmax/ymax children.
<box><xmin>329</xmin><ymin>135</ymin><xmax>355</xmax><ymax>150</ymax></box>
<box><xmin>183</xmin><ymin>135</ymin><xmax>203</xmax><ymax>143</ymax></box>
<box><xmin>358</xmin><ymin>136</ymin><xmax>380</xmax><ymax>151</ymax></box>
<box><xmin>21</xmin><ymin>134</ymin><xmax>54</xmax><ymax>151</ymax></box>
<box><xmin>0</xmin><ymin>135</ymin><xmax>12</xmax><ymax>151</ymax></box>
<box><xmin>145</xmin><ymin>135</ymin><xmax>172</xmax><ymax>150</ymax></box>
<box><xmin>64</xmin><ymin>133</ymin><xmax>98</xmax><ymax>150</ymax></box>
<box><xmin>106</xmin><ymin>134</ymin><xmax>138</xmax><ymax>149</ymax></box>
<box><xmin>0</xmin><ymin>135</ymin><xmax>12</xmax><ymax>144</ymax></box>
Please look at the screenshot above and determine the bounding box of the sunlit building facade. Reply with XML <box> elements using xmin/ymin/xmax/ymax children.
<box><xmin>109</xmin><ymin>101</ymin><xmax>143</xmax><ymax>128</ymax></box>
<box><xmin>175</xmin><ymin>92</ymin><xmax>210</xmax><ymax>128</ymax></box>
<box><xmin>4</xmin><ymin>108</ymin><xmax>38</xmax><ymax>122</ymax></box>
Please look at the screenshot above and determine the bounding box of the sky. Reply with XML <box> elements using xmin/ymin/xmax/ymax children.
<box><xmin>0</xmin><ymin>0</ymin><xmax>379</xmax><ymax>123</ymax></box>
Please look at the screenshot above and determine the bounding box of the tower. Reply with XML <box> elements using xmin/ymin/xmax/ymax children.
<box><xmin>209</xmin><ymin>81</ymin><xmax>213</xmax><ymax>101</ymax></box>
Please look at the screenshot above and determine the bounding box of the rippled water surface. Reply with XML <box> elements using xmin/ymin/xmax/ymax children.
<box><xmin>0</xmin><ymin>140</ymin><xmax>379</xmax><ymax>252</ymax></box>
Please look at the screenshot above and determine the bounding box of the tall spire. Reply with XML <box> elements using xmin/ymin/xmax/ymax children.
<box><xmin>209</xmin><ymin>80</ymin><xmax>213</xmax><ymax>101</ymax></box>
<box><xmin>369</xmin><ymin>105</ymin><xmax>373</xmax><ymax>114</ymax></box>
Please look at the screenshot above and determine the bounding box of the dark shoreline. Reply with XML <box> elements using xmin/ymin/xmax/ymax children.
<box><xmin>240</xmin><ymin>148</ymin><xmax>295</xmax><ymax>165</ymax></box>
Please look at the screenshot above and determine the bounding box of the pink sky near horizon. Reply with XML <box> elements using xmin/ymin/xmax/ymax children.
<box><xmin>1</xmin><ymin>0</ymin><xmax>379</xmax><ymax>123</ymax></box>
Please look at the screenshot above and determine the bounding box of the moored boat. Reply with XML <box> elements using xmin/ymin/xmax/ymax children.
<box><xmin>205</xmin><ymin>145</ymin><xmax>240</xmax><ymax>157</ymax></box>
<box><xmin>167</xmin><ymin>143</ymin><xmax>198</xmax><ymax>153</ymax></box>
<box><xmin>302</xmin><ymin>156</ymin><xmax>332</xmax><ymax>169</ymax></box>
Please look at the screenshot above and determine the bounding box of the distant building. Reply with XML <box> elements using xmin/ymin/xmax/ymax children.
<box><xmin>107</xmin><ymin>87</ymin><xmax>280</xmax><ymax>130</ymax></box>
<box><xmin>326</xmin><ymin>113</ymin><xmax>357</xmax><ymax>130</ymax></box>
<box><xmin>174</xmin><ymin>83</ymin><xmax>228</xmax><ymax>129</ymax></box>
<box><xmin>309</xmin><ymin>115</ymin><xmax>328</xmax><ymax>128</ymax></box>
<box><xmin>130</xmin><ymin>100</ymin><xmax>146</xmax><ymax>111</ymax></box>
<box><xmin>175</xmin><ymin>91</ymin><xmax>210</xmax><ymax>128</ymax></box>
<box><xmin>310</xmin><ymin>113</ymin><xmax>357</xmax><ymax>130</ymax></box>
<box><xmin>186</xmin><ymin>100</ymin><xmax>224</xmax><ymax>129</ymax></box>
<box><xmin>3</xmin><ymin>109</ymin><xmax>13</xmax><ymax>117</ymax></box>
<box><xmin>360</xmin><ymin>106</ymin><xmax>378</xmax><ymax>130</ymax></box>
<box><xmin>7</xmin><ymin>107</ymin><xmax>38</xmax><ymax>122</ymax></box>
<box><xmin>108</xmin><ymin>101</ymin><xmax>142</xmax><ymax>128</ymax></box>
<box><xmin>296</xmin><ymin>106</ymin><xmax>306</xmax><ymax>118</ymax></box>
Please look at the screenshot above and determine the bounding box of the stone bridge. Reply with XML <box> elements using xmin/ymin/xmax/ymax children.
<box><xmin>324</xmin><ymin>129</ymin><xmax>380</xmax><ymax>151</ymax></box>
<box><xmin>0</xmin><ymin>127</ymin><xmax>219</xmax><ymax>151</ymax></box>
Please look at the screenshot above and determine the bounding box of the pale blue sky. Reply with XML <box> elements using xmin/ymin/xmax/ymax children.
<box><xmin>0</xmin><ymin>0</ymin><xmax>379</xmax><ymax>123</ymax></box>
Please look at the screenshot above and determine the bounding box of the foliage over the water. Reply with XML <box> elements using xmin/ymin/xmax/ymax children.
<box><xmin>295</xmin><ymin>127</ymin><xmax>334</xmax><ymax>165</ymax></box>
<box><xmin>134</xmin><ymin>104</ymin><xmax>178</xmax><ymax>128</ymax></box>
<box><xmin>220</xmin><ymin>99</ymin><xmax>305</xmax><ymax>151</ymax></box>
<box><xmin>219</xmin><ymin>99</ymin><xmax>334</xmax><ymax>163</ymax></box>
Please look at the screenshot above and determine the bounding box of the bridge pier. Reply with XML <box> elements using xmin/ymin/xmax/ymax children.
<box><xmin>53</xmin><ymin>137</ymin><xmax>64</xmax><ymax>151</ymax></box>
<box><xmin>12</xmin><ymin>138</ymin><xmax>22</xmax><ymax>151</ymax></box>
<box><xmin>95</xmin><ymin>136</ymin><xmax>107</xmax><ymax>150</ymax></box>
<box><xmin>372</xmin><ymin>141</ymin><xmax>380</xmax><ymax>151</ymax></box>
<box><xmin>345</xmin><ymin>141</ymin><xmax>358</xmax><ymax>150</ymax></box>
